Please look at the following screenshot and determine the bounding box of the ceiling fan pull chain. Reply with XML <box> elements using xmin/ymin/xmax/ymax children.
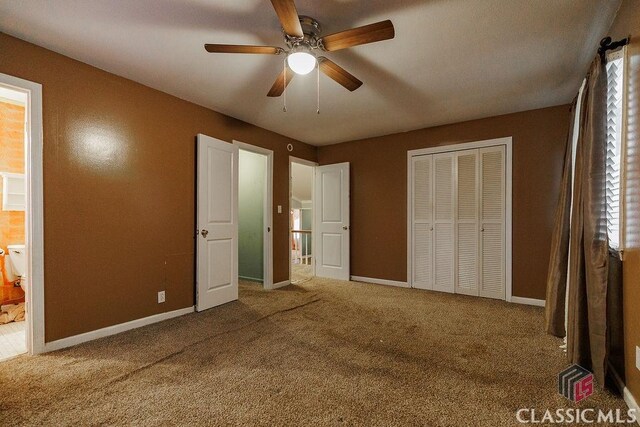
<box><xmin>283</xmin><ymin>57</ymin><xmax>287</xmax><ymax>113</ymax></box>
<box><xmin>316</xmin><ymin>62</ymin><xmax>320</xmax><ymax>114</ymax></box>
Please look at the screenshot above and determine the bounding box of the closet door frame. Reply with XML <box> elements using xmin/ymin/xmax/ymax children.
<box><xmin>407</xmin><ymin>137</ymin><xmax>513</xmax><ymax>302</ymax></box>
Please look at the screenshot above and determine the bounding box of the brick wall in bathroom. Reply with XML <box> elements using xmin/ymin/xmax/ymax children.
<box><xmin>0</xmin><ymin>99</ymin><xmax>26</xmax><ymax>303</ymax></box>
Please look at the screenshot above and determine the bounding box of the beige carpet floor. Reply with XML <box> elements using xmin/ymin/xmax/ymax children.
<box><xmin>291</xmin><ymin>263</ymin><xmax>313</xmax><ymax>284</ymax></box>
<box><xmin>0</xmin><ymin>278</ymin><xmax>626</xmax><ymax>426</ymax></box>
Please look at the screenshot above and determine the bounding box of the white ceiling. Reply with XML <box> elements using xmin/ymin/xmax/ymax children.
<box><xmin>0</xmin><ymin>0</ymin><xmax>620</xmax><ymax>146</ymax></box>
<box><xmin>291</xmin><ymin>162</ymin><xmax>313</xmax><ymax>201</ymax></box>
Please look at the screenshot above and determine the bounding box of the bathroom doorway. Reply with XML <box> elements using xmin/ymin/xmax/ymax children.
<box><xmin>0</xmin><ymin>84</ymin><xmax>27</xmax><ymax>360</ymax></box>
<box><xmin>234</xmin><ymin>141</ymin><xmax>273</xmax><ymax>289</ymax></box>
<box><xmin>0</xmin><ymin>73</ymin><xmax>45</xmax><ymax>359</ymax></box>
<box><xmin>289</xmin><ymin>157</ymin><xmax>316</xmax><ymax>284</ymax></box>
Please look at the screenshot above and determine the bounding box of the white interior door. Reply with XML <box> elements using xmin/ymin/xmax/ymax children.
<box><xmin>196</xmin><ymin>134</ymin><xmax>238</xmax><ymax>311</ymax></box>
<box><xmin>455</xmin><ymin>149</ymin><xmax>479</xmax><ymax>296</ymax></box>
<box><xmin>314</xmin><ymin>162</ymin><xmax>350</xmax><ymax>280</ymax></box>
<box><xmin>433</xmin><ymin>153</ymin><xmax>455</xmax><ymax>293</ymax></box>
<box><xmin>411</xmin><ymin>156</ymin><xmax>433</xmax><ymax>290</ymax></box>
<box><xmin>479</xmin><ymin>146</ymin><xmax>505</xmax><ymax>299</ymax></box>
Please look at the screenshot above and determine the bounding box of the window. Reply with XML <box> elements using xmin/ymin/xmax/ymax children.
<box><xmin>605</xmin><ymin>48</ymin><xmax>627</xmax><ymax>252</ymax></box>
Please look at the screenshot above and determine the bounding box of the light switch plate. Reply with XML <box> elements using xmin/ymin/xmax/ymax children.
<box><xmin>636</xmin><ymin>346</ymin><xmax>640</xmax><ymax>371</ymax></box>
<box><xmin>277</xmin><ymin>205</ymin><xmax>282</xmax><ymax>214</ymax></box>
<box><xmin>158</xmin><ymin>291</ymin><xmax>166</xmax><ymax>304</ymax></box>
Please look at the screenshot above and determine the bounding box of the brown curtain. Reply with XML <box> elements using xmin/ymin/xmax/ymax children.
<box><xmin>545</xmin><ymin>55</ymin><xmax>612</xmax><ymax>387</ymax></box>
<box><xmin>607</xmin><ymin>253</ymin><xmax>625</xmax><ymax>377</ymax></box>
<box><xmin>545</xmin><ymin>100</ymin><xmax>577</xmax><ymax>337</ymax></box>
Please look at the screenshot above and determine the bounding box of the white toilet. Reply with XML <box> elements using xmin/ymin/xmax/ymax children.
<box><xmin>7</xmin><ymin>244</ymin><xmax>26</xmax><ymax>292</ymax></box>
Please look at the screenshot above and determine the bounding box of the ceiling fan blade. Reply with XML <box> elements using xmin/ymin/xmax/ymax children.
<box><xmin>204</xmin><ymin>44</ymin><xmax>283</xmax><ymax>55</ymax></box>
<box><xmin>267</xmin><ymin>68</ymin><xmax>294</xmax><ymax>97</ymax></box>
<box><xmin>318</xmin><ymin>57</ymin><xmax>363</xmax><ymax>92</ymax></box>
<box><xmin>270</xmin><ymin>0</ymin><xmax>304</xmax><ymax>38</ymax></box>
<box><xmin>320</xmin><ymin>20</ymin><xmax>395</xmax><ymax>52</ymax></box>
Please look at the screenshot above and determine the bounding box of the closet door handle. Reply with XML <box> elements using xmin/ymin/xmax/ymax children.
<box><xmin>201</xmin><ymin>229</ymin><xmax>209</xmax><ymax>238</ymax></box>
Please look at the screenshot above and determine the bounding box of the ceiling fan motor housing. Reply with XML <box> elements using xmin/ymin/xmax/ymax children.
<box><xmin>285</xmin><ymin>16</ymin><xmax>324</xmax><ymax>51</ymax></box>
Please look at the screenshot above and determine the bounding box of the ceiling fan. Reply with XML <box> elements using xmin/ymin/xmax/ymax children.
<box><xmin>204</xmin><ymin>0</ymin><xmax>395</xmax><ymax>97</ymax></box>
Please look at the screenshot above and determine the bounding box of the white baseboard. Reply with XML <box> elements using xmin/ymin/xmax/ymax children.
<box><xmin>267</xmin><ymin>280</ymin><xmax>290</xmax><ymax>290</ymax></box>
<box><xmin>350</xmin><ymin>276</ymin><xmax>409</xmax><ymax>288</ymax></box>
<box><xmin>510</xmin><ymin>296</ymin><xmax>545</xmax><ymax>307</ymax></box>
<box><xmin>610</xmin><ymin>364</ymin><xmax>640</xmax><ymax>425</ymax></box>
<box><xmin>44</xmin><ymin>306</ymin><xmax>195</xmax><ymax>352</ymax></box>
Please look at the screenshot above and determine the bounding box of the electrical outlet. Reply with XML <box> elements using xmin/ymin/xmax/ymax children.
<box><xmin>158</xmin><ymin>291</ymin><xmax>166</xmax><ymax>304</ymax></box>
<box><xmin>278</xmin><ymin>205</ymin><xmax>282</xmax><ymax>214</ymax></box>
<box><xmin>636</xmin><ymin>346</ymin><xmax>640</xmax><ymax>372</ymax></box>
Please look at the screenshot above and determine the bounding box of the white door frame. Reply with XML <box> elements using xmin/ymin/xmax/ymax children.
<box><xmin>289</xmin><ymin>156</ymin><xmax>317</xmax><ymax>283</ymax></box>
<box><xmin>407</xmin><ymin>137</ymin><xmax>513</xmax><ymax>302</ymax></box>
<box><xmin>0</xmin><ymin>73</ymin><xmax>45</xmax><ymax>354</ymax></box>
<box><xmin>233</xmin><ymin>140</ymin><xmax>273</xmax><ymax>289</ymax></box>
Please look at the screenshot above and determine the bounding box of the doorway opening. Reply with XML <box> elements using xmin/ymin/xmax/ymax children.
<box><xmin>0</xmin><ymin>85</ymin><xmax>27</xmax><ymax>361</ymax></box>
<box><xmin>235</xmin><ymin>141</ymin><xmax>273</xmax><ymax>289</ymax></box>
<box><xmin>0</xmin><ymin>73</ymin><xmax>44</xmax><ymax>359</ymax></box>
<box><xmin>290</xmin><ymin>157</ymin><xmax>316</xmax><ymax>284</ymax></box>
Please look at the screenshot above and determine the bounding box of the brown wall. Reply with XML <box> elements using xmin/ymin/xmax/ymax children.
<box><xmin>0</xmin><ymin>33</ymin><xmax>317</xmax><ymax>342</ymax></box>
<box><xmin>318</xmin><ymin>105</ymin><xmax>571</xmax><ymax>300</ymax></box>
<box><xmin>0</xmin><ymin>100</ymin><xmax>26</xmax><ymax>303</ymax></box>
<box><xmin>608</xmin><ymin>0</ymin><xmax>640</xmax><ymax>402</ymax></box>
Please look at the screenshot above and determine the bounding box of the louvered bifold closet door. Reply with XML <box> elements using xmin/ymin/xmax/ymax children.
<box><xmin>412</xmin><ymin>156</ymin><xmax>433</xmax><ymax>290</ymax></box>
<box><xmin>479</xmin><ymin>146</ymin><xmax>505</xmax><ymax>299</ymax></box>
<box><xmin>455</xmin><ymin>150</ymin><xmax>479</xmax><ymax>296</ymax></box>
<box><xmin>433</xmin><ymin>153</ymin><xmax>455</xmax><ymax>293</ymax></box>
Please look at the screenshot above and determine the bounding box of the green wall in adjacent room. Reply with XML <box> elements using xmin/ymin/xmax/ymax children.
<box><xmin>238</xmin><ymin>150</ymin><xmax>265</xmax><ymax>281</ymax></box>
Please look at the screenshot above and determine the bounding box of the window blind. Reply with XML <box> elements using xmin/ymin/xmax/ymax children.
<box><xmin>605</xmin><ymin>50</ymin><xmax>625</xmax><ymax>250</ymax></box>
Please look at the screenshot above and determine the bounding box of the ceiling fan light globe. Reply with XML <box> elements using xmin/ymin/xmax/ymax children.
<box><xmin>287</xmin><ymin>52</ymin><xmax>316</xmax><ymax>75</ymax></box>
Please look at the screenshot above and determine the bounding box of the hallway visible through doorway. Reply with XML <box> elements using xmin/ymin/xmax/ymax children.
<box><xmin>290</xmin><ymin>159</ymin><xmax>315</xmax><ymax>284</ymax></box>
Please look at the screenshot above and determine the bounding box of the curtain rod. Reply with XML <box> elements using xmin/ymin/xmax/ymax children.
<box><xmin>598</xmin><ymin>36</ymin><xmax>630</xmax><ymax>60</ymax></box>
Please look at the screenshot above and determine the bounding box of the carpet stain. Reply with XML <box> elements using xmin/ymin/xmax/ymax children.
<box><xmin>106</xmin><ymin>296</ymin><xmax>322</xmax><ymax>387</ymax></box>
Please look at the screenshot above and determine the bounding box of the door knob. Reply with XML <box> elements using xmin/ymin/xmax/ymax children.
<box><xmin>201</xmin><ymin>229</ymin><xmax>209</xmax><ymax>238</ymax></box>
<box><xmin>342</xmin><ymin>226</ymin><xmax>349</xmax><ymax>230</ymax></box>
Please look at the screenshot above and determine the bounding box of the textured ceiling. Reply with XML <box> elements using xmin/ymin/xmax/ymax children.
<box><xmin>0</xmin><ymin>0</ymin><xmax>621</xmax><ymax>145</ymax></box>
